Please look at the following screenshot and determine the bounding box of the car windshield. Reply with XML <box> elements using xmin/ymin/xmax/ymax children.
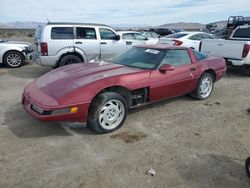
<box><xmin>112</xmin><ymin>47</ymin><xmax>166</xmax><ymax>70</ymax></box>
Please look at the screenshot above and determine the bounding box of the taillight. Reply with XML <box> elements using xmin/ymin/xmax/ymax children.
<box><xmin>173</xmin><ymin>40</ymin><xmax>183</xmax><ymax>46</ymax></box>
<box><xmin>40</xmin><ymin>42</ymin><xmax>48</xmax><ymax>56</ymax></box>
<box><xmin>199</xmin><ymin>41</ymin><xmax>202</xmax><ymax>52</ymax></box>
<box><xmin>242</xmin><ymin>44</ymin><xmax>250</xmax><ymax>58</ymax></box>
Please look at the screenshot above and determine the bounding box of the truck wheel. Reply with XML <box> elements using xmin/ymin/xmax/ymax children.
<box><xmin>191</xmin><ymin>73</ymin><xmax>214</xmax><ymax>100</ymax></box>
<box><xmin>245</xmin><ymin>157</ymin><xmax>250</xmax><ymax>178</ymax></box>
<box><xmin>58</xmin><ymin>55</ymin><xmax>82</xmax><ymax>67</ymax></box>
<box><xmin>88</xmin><ymin>92</ymin><xmax>128</xmax><ymax>134</ymax></box>
<box><xmin>3</xmin><ymin>51</ymin><xmax>24</xmax><ymax>68</ymax></box>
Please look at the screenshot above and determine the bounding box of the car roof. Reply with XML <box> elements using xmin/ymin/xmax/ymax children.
<box><xmin>134</xmin><ymin>44</ymin><xmax>189</xmax><ymax>50</ymax></box>
<box><xmin>117</xmin><ymin>31</ymin><xmax>140</xmax><ymax>34</ymax></box>
<box><xmin>176</xmin><ymin>31</ymin><xmax>210</xmax><ymax>35</ymax></box>
<box><xmin>46</xmin><ymin>22</ymin><xmax>110</xmax><ymax>27</ymax></box>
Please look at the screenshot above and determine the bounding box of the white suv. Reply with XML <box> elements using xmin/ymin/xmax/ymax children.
<box><xmin>34</xmin><ymin>22</ymin><xmax>129</xmax><ymax>67</ymax></box>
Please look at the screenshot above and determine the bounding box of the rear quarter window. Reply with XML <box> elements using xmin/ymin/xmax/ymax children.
<box><xmin>233</xmin><ymin>28</ymin><xmax>250</xmax><ymax>38</ymax></box>
<box><xmin>51</xmin><ymin>27</ymin><xmax>74</xmax><ymax>40</ymax></box>
<box><xmin>192</xmin><ymin>50</ymin><xmax>208</xmax><ymax>61</ymax></box>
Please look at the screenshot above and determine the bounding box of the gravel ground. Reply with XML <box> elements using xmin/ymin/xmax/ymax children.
<box><xmin>0</xmin><ymin>62</ymin><xmax>250</xmax><ymax>188</ymax></box>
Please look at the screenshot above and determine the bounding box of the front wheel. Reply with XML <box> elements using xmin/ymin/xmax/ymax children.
<box><xmin>3</xmin><ymin>51</ymin><xmax>24</xmax><ymax>68</ymax></box>
<box><xmin>88</xmin><ymin>92</ymin><xmax>128</xmax><ymax>134</ymax></box>
<box><xmin>191</xmin><ymin>73</ymin><xmax>214</xmax><ymax>100</ymax></box>
<box><xmin>245</xmin><ymin>157</ymin><xmax>250</xmax><ymax>178</ymax></box>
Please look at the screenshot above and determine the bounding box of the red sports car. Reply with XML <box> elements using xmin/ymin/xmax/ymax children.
<box><xmin>22</xmin><ymin>45</ymin><xmax>226</xmax><ymax>133</ymax></box>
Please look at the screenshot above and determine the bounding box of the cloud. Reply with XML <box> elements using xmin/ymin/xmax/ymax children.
<box><xmin>0</xmin><ymin>0</ymin><xmax>249</xmax><ymax>25</ymax></box>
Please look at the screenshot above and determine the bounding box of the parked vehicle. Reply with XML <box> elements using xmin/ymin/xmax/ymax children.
<box><xmin>158</xmin><ymin>32</ymin><xmax>217</xmax><ymax>51</ymax></box>
<box><xmin>117</xmin><ymin>31</ymin><xmax>158</xmax><ymax>46</ymax></box>
<box><xmin>225</xmin><ymin>16</ymin><xmax>250</xmax><ymax>39</ymax></box>
<box><xmin>141</xmin><ymin>31</ymin><xmax>160</xmax><ymax>39</ymax></box>
<box><xmin>33</xmin><ymin>22</ymin><xmax>130</xmax><ymax>67</ymax></box>
<box><xmin>0</xmin><ymin>40</ymin><xmax>33</xmax><ymax>68</ymax></box>
<box><xmin>22</xmin><ymin>45</ymin><xmax>226</xmax><ymax>133</ymax></box>
<box><xmin>200</xmin><ymin>25</ymin><xmax>250</xmax><ymax>72</ymax></box>
<box><xmin>149</xmin><ymin>28</ymin><xmax>172</xmax><ymax>37</ymax></box>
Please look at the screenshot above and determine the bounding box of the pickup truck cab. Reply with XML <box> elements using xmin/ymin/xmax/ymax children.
<box><xmin>34</xmin><ymin>22</ymin><xmax>129</xmax><ymax>67</ymax></box>
<box><xmin>0</xmin><ymin>40</ymin><xmax>33</xmax><ymax>68</ymax></box>
<box><xmin>200</xmin><ymin>25</ymin><xmax>250</xmax><ymax>71</ymax></box>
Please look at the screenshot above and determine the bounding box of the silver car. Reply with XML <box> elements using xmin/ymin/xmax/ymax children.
<box><xmin>34</xmin><ymin>22</ymin><xmax>130</xmax><ymax>67</ymax></box>
<box><xmin>0</xmin><ymin>40</ymin><xmax>33</xmax><ymax>68</ymax></box>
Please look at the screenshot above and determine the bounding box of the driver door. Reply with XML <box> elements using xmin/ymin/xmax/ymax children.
<box><xmin>149</xmin><ymin>49</ymin><xmax>198</xmax><ymax>102</ymax></box>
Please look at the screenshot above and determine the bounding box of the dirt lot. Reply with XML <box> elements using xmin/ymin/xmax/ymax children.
<box><xmin>0</xmin><ymin>61</ymin><xmax>250</xmax><ymax>188</ymax></box>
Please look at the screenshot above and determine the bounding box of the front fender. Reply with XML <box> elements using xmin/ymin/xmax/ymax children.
<box><xmin>0</xmin><ymin>46</ymin><xmax>25</xmax><ymax>63</ymax></box>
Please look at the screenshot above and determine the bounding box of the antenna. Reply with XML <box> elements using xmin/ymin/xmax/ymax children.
<box><xmin>43</xmin><ymin>13</ymin><xmax>51</xmax><ymax>23</ymax></box>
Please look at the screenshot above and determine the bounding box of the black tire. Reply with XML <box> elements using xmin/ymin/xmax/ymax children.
<box><xmin>245</xmin><ymin>157</ymin><xmax>250</xmax><ymax>178</ymax></box>
<box><xmin>3</xmin><ymin>51</ymin><xmax>24</xmax><ymax>68</ymax></box>
<box><xmin>191</xmin><ymin>73</ymin><xmax>214</xmax><ymax>100</ymax></box>
<box><xmin>88</xmin><ymin>92</ymin><xmax>128</xmax><ymax>134</ymax></box>
<box><xmin>58</xmin><ymin>55</ymin><xmax>82</xmax><ymax>67</ymax></box>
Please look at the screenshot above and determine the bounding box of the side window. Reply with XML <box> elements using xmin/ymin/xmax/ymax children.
<box><xmin>76</xmin><ymin>27</ymin><xmax>96</xmax><ymax>39</ymax></box>
<box><xmin>233</xmin><ymin>28</ymin><xmax>250</xmax><ymax>38</ymax></box>
<box><xmin>122</xmin><ymin>33</ymin><xmax>135</xmax><ymax>40</ymax></box>
<box><xmin>99</xmin><ymin>28</ymin><xmax>117</xmax><ymax>40</ymax></box>
<box><xmin>144</xmin><ymin>32</ymin><xmax>152</xmax><ymax>38</ymax></box>
<box><xmin>152</xmin><ymin>32</ymin><xmax>159</xmax><ymax>38</ymax></box>
<box><xmin>189</xmin><ymin>34</ymin><xmax>202</xmax><ymax>41</ymax></box>
<box><xmin>192</xmin><ymin>50</ymin><xmax>208</xmax><ymax>61</ymax></box>
<box><xmin>51</xmin><ymin>27</ymin><xmax>73</xmax><ymax>40</ymax></box>
<box><xmin>134</xmin><ymin>33</ymin><xmax>147</xmax><ymax>40</ymax></box>
<box><xmin>201</xmin><ymin>34</ymin><xmax>214</xmax><ymax>39</ymax></box>
<box><xmin>161</xmin><ymin>50</ymin><xmax>192</xmax><ymax>67</ymax></box>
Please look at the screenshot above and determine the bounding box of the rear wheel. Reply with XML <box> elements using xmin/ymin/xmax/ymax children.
<box><xmin>58</xmin><ymin>55</ymin><xmax>82</xmax><ymax>67</ymax></box>
<box><xmin>191</xmin><ymin>73</ymin><xmax>214</xmax><ymax>100</ymax></box>
<box><xmin>3</xmin><ymin>51</ymin><xmax>24</xmax><ymax>68</ymax></box>
<box><xmin>88</xmin><ymin>92</ymin><xmax>128</xmax><ymax>134</ymax></box>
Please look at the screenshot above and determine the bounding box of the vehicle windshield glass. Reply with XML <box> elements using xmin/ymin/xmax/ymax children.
<box><xmin>112</xmin><ymin>47</ymin><xmax>166</xmax><ymax>70</ymax></box>
<box><xmin>164</xmin><ymin>33</ymin><xmax>188</xmax><ymax>38</ymax></box>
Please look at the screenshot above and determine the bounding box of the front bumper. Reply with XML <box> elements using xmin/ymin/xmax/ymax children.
<box><xmin>22</xmin><ymin>82</ymin><xmax>90</xmax><ymax>123</ymax></box>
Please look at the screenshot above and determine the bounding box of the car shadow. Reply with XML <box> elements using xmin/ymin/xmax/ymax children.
<box><xmin>178</xmin><ymin>153</ymin><xmax>250</xmax><ymax>188</ymax></box>
<box><xmin>4</xmin><ymin>103</ymin><xmax>96</xmax><ymax>138</ymax></box>
<box><xmin>226</xmin><ymin>66</ymin><xmax>250</xmax><ymax>77</ymax></box>
<box><xmin>128</xmin><ymin>95</ymin><xmax>193</xmax><ymax>115</ymax></box>
<box><xmin>7</xmin><ymin>62</ymin><xmax>51</xmax><ymax>79</ymax></box>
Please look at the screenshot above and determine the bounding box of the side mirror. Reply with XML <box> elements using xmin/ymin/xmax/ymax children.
<box><xmin>144</xmin><ymin>37</ymin><xmax>148</xmax><ymax>41</ymax></box>
<box><xmin>112</xmin><ymin>35</ymin><xmax>120</xmax><ymax>40</ymax></box>
<box><xmin>159</xmin><ymin>64</ymin><xmax>174</xmax><ymax>73</ymax></box>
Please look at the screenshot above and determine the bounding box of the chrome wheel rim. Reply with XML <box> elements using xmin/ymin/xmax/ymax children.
<box><xmin>7</xmin><ymin>53</ymin><xmax>22</xmax><ymax>67</ymax></box>
<box><xmin>98</xmin><ymin>100</ymin><xmax>125</xmax><ymax>130</ymax></box>
<box><xmin>200</xmin><ymin>76</ymin><xmax>213</xmax><ymax>98</ymax></box>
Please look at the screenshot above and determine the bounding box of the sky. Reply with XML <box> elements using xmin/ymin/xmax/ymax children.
<box><xmin>0</xmin><ymin>0</ymin><xmax>250</xmax><ymax>26</ymax></box>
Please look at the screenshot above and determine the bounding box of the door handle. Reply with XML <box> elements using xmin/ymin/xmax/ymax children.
<box><xmin>126</xmin><ymin>41</ymin><xmax>133</xmax><ymax>45</ymax></box>
<box><xmin>100</xmin><ymin>42</ymin><xmax>107</xmax><ymax>45</ymax></box>
<box><xmin>190</xmin><ymin>67</ymin><xmax>196</xmax><ymax>71</ymax></box>
<box><xmin>75</xmin><ymin>41</ymin><xmax>82</xmax><ymax>44</ymax></box>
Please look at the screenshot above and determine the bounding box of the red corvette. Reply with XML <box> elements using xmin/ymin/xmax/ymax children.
<box><xmin>22</xmin><ymin>45</ymin><xmax>226</xmax><ymax>133</ymax></box>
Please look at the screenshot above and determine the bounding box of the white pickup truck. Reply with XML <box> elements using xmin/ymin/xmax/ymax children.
<box><xmin>200</xmin><ymin>25</ymin><xmax>250</xmax><ymax>71</ymax></box>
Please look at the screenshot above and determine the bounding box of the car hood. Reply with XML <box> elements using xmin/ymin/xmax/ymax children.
<box><xmin>1</xmin><ymin>40</ymin><xmax>32</xmax><ymax>46</ymax></box>
<box><xmin>35</xmin><ymin>61</ymin><xmax>149</xmax><ymax>99</ymax></box>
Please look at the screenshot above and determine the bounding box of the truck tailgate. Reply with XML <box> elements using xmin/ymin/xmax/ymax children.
<box><xmin>201</xmin><ymin>39</ymin><xmax>246</xmax><ymax>59</ymax></box>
